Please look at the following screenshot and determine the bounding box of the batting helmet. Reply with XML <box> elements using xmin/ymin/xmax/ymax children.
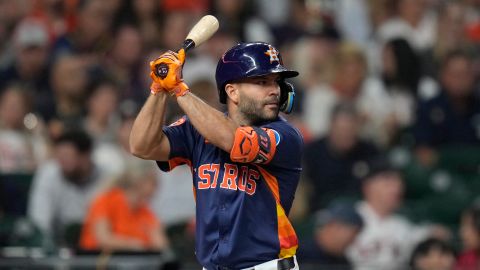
<box><xmin>215</xmin><ymin>42</ymin><xmax>299</xmax><ymax>114</ymax></box>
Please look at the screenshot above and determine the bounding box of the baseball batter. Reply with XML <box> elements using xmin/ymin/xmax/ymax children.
<box><xmin>130</xmin><ymin>42</ymin><xmax>303</xmax><ymax>270</ymax></box>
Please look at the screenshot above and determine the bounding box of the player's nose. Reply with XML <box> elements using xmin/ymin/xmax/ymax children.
<box><xmin>268</xmin><ymin>82</ymin><xmax>280</xmax><ymax>97</ymax></box>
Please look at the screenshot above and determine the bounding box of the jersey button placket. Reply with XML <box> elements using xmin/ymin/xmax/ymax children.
<box><xmin>219</xmin><ymin>202</ymin><xmax>228</xmax><ymax>242</ymax></box>
<box><xmin>218</xmin><ymin>198</ymin><xmax>230</xmax><ymax>257</ymax></box>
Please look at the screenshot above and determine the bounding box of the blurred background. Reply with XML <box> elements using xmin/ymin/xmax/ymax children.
<box><xmin>0</xmin><ymin>0</ymin><xmax>480</xmax><ymax>269</ymax></box>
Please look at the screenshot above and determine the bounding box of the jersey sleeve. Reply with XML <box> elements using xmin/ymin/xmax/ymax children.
<box><xmin>157</xmin><ymin>116</ymin><xmax>195</xmax><ymax>171</ymax></box>
<box><xmin>264</xmin><ymin>120</ymin><xmax>304</xmax><ymax>169</ymax></box>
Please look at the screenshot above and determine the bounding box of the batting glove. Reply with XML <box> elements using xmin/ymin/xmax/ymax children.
<box><xmin>149</xmin><ymin>49</ymin><xmax>190</xmax><ymax>97</ymax></box>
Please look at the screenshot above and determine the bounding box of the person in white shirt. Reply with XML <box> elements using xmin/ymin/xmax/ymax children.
<box><xmin>347</xmin><ymin>157</ymin><xmax>449</xmax><ymax>270</ymax></box>
<box><xmin>28</xmin><ymin>129</ymin><xmax>108</xmax><ymax>247</ymax></box>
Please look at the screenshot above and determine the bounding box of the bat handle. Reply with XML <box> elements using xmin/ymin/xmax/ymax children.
<box><xmin>181</xmin><ymin>39</ymin><xmax>195</xmax><ymax>53</ymax></box>
<box><xmin>155</xmin><ymin>39</ymin><xmax>195</xmax><ymax>78</ymax></box>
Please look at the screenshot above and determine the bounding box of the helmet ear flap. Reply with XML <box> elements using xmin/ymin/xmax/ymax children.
<box><xmin>279</xmin><ymin>81</ymin><xmax>295</xmax><ymax>114</ymax></box>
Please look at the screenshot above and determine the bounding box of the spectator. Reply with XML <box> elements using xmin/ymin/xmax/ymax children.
<box><xmin>303</xmin><ymin>42</ymin><xmax>385</xmax><ymax>140</ymax></box>
<box><xmin>297</xmin><ymin>202</ymin><xmax>363</xmax><ymax>269</ymax></box>
<box><xmin>359</xmin><ymin>38</ymin><xmax>438</xmax><ymax>147</ymax></box>
<box><xmin>0</xmin><ymin>1</ymin><xmax>32</xmax><ymax>66</ymax></box>
<box><xmin>47</xmin><ymin>54</ymin><xmax>89</xmax><ymax>132</ymax></box>
<box><xmin>82</xmin><ymin>79</ymin><xmax>121</xmax><ymax>144</ymax></box>
<box><xmin>252</xmin><ymin>0</ymin><xmax>290</xmax><ymax>27</ymax></box>
<box><xmin>212</xmin><ymin>0</ymin><xmax>270</xmax><ymax>42</ymax></box>
<box><xmin>464</xmin><ymin>0</ymin><xmax>480</xmax><ymax>43</ymax></box>
<box><xmin>0</xmin><ymin>84</ymin><xmax>48</xmax><ymax>173</ymax></box>
<box><xmin>104</xmin><ymin>24</ymin><xmax>145</xmax><ymax>104</ymax></box>
<box><xmin>334</xmin><ymin>0</ymin><xmax>374</xmax><ymax>49</ymax></box>
<box><xmin>113</xmin><ymin>0</ymin><xmax>162</xmax><ymax>50</ymax></box>
<box><xmin>456</xmin><ymin>204</ymin><xmax>480</xmax><ymax>270</ymax></box>
<box><xmin>303</xmin><ymin>102</ymin><xmax>378</xmax><ymax>212</ymax></box>
<box><xmin>424</xmin><ymin>1</ymin><xmax>470</xmax><ymax>77</ymax></box>
<box><xmin>92</xmin><ymin>109</ymin><xmax>139</xmax><ymax>179</ymax></box>
<box><xmin>410</xmin><ymin>238</ymin><xmax>455</xmax><ymax>270</ymax></box>
<box><xmin>79</xmin><ymin>158</ymin><xmax>169</xmax><ymax>251</ymax></box>
<box><xmin>0</xmin><ymin>18</ymin><xmax>52</xmax><ymax>115</ymax></box>
<box><xmin>270</xmin><ymin>0</ymin><xmax>318</xmax><ymax>47</ymax></box>
<box><xmin>52</xmin><ymin>0</ymin><xmax>114</xmax><ymax>62</ymax></box>
<box><xmin>376</xmin><ymin>0</ymin><xmax>437</xmax><ymax>53</ymax></box>
<box><xmin>291</xmin><ymin>29</ymin><xmax>340</xmax><ymax>92</ymax></box>
<box><xmin>159</xmin><ymin>11</ymin><xmax>193</xmax><ymax>51</ymax></box>
<box><xmin>27</xmin><ymin>129</ymin><xmax>108</xmax><ymax>247</ymax></box>
<box><xmin>91</xmin><ymin>109</ymin><xmax>196</xmax><ymax>229</ymax></box>
<box><xmin>413</xmin><ymin>50</ymin><xmax>480</xmax><ymax>167</ymax></box>
<box><xmin>347</xmin><ymin>156</ymin><xmax>450</xmax><ymax>270</ymax></box>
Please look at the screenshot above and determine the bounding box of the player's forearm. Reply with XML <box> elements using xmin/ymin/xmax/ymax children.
<box><xmin>129</xmin><ymin>93</ymin><xmax>169</xmax><ymax>159</ymax></box>
<box><xmin>177</xmin><ymin>92</ymin><xmax>238</xmax><ymax>152</ymax></box>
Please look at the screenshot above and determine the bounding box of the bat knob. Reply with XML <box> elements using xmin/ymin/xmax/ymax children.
<box><xmin>155</xmin><ymin>63</ymin><xmax>169</xmax><ymax>79</ymax></box>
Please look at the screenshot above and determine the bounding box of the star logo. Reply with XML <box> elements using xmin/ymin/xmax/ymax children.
<box><xmin>264</xmin><ymin>45</ymin><xmax>280</xmax><ymax>63</ymax></box>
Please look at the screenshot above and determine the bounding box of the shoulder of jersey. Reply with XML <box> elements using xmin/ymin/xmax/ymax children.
<box><xmin>264</xmin><ymin>116</ymin><xmax>303</xmax><ymax>145</ymax></box>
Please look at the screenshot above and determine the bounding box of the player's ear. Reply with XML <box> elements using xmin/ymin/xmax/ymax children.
<box><xmin>225</xmin><ymin>83</ymin><xmax>239</xmax><ymax>104</ymax></box>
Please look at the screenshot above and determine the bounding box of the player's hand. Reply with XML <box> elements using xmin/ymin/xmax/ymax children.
<box><xmin>149</xmin><ymin>49</ymin><xmax>189</xmax><ymax>97</ymax></box>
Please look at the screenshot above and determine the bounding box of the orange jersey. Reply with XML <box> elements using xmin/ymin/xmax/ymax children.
<box><xmin>80</xmin><ymin>187</ymin><xmax>160</xmax><ymax>250</ymax></box>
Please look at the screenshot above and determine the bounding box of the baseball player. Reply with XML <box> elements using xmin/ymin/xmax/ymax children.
<box><xmin>130</xmin><ymin>42</ymin><xmax>303</xmax><ymax>270</ymax></box>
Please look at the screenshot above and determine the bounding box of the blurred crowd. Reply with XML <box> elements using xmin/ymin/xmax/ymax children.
<box><xmin>1</xmin><ymin>0</ymin><xmax>480</xmax><ymax>269</ymax></box>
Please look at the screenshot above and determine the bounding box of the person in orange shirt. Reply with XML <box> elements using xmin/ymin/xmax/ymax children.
<box><xmin>80</xmin><ymin>158</ymin><xmax>169</xmax><ymax>251</ymax></box>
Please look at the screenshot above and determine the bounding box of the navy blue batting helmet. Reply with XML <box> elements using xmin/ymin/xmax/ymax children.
<box><xmin>215</xmin><ymin>42</ymin><xmax>299</xmax><ymax>114</ymax></box>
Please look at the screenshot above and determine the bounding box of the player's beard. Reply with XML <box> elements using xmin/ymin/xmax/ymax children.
<box><xmin>238</xmin><ymin>93</ymin><xmax>279</xmax><ymax>124</ymax></box>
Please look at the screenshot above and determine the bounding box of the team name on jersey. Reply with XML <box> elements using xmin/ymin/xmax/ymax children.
<box><xmin>197</xmin><ymin>163</ymin><xmax>259</xmax><ymax>195</ymax></box>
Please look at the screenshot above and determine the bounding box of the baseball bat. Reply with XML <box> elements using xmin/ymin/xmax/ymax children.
<box><xmin>155</xmin><ymin>15</ymin><xmax>219</xmax><ymax>77</ymax></box>
<box><xmin>181</xmin><ymin>15</ymin><xmax>219</xmax><ymax>52</ymax></box>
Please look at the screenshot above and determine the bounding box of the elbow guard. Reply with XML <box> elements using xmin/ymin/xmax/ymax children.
<box><xmin>230</xmin><ymin>126</ymin><xmax>277</xmax><ymax>164</ymax></box>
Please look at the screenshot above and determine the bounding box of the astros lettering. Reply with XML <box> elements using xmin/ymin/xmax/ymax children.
<box><xmin>197</xmin><ymin>163</ymin><xmax>258</xmax><ymax>195</ymax></box>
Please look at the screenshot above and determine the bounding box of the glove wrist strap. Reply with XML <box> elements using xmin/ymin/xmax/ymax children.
<box><xmin>170</xmin><ymin>83</ymin><xmax>190</xmax><ymax>97</ymax></box>
<box><xmin>150</xmin><ymin>82</ymin><xmax>164</xmax><ymax>95</ymax></box>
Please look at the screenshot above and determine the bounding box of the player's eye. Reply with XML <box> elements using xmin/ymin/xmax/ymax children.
<box><xmin>256</xmin><ymin>80</ymin><xmax>268</xmax><ymax>86</ymax></box>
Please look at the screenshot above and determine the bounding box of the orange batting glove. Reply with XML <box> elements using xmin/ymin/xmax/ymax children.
<box><xmin>149</xmin><ymin>49</ymin><xmax>190</xmax><ymax>97</ymax></box>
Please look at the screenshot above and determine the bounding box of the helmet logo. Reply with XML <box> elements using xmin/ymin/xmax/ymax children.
<box><xmin>264</xmin><ymin>45</ymin><xmax>280</xmax><ymax>63</ymax></box>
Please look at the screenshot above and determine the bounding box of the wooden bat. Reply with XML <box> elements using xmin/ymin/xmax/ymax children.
<box><xmin>155</xmin><ymin>15</ymin><xmax>219</xmax><ymax>78</ymax></box>
<box><xmin>181</xmin><ymin>15</ymin><xmax>219</xmax><ymax>52</ymax></box>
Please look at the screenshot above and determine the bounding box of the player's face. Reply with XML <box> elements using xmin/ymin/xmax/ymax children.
<box><xmin>236</xmin><ymin>74</ymin><xmax>281</xmax><ymax>123</ymax></box>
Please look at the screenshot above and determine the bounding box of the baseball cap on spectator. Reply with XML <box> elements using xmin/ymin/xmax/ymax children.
<box><xmin>13</xmin><ymin>19</ymin><xmax>49</xmax><ymax>48</ymax></box>
<box><xmin>314</xmin><ymin>202</ymin><xmax>364</xmax><ymax>228</ymax></box>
